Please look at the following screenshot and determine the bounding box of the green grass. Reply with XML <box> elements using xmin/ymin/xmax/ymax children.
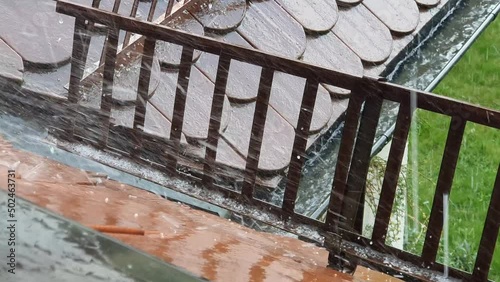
<box><xmin>405</xmin><ymin>17</ymin><xmax>500</xmax><ymax>280</ymax></box>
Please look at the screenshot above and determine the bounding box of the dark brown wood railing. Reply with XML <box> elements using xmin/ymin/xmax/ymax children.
<box><xmin>56</xmin><ymin>1</ymin><xmax>500</xmax><ymax>281</ymax></box>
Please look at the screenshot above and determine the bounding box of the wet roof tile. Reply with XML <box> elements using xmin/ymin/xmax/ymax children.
<box><xmin>156</xmin><ymin>14</ymin><xmax>204</xmax><ymax>69</ymax></box>
<box><xmin>269</xmin><ymin>73</ymin><xmax>332</xmax><ymax>133</ymax></box>
<box><xmin>0</xmin><ymin>39</ymin><xmax>24</xmax><ymax>84</ymax></box>
<box><xmin>302</xmin><ymin>31</ymin><xmax>363</xmax><ymax>95</ymax></box>
<box><xmin>333</xmin><ymin>5</ymin><xmax>393</xmax><ymax>63</ymax></box>
<box><xmin>363</xmin><ymin>0</ymin><xmax>420</xmax><ymax>34</ymax></box>
<box><xmin>306</xmin><ymin>97</ymin><xmax>349</xmax><ymax>148</ymax></box>
<box><xmin>190</xmin><ymin>0</ymin><xmax>246</xmax><ymax>32</ymax></box>
<box><xmin>214</xmin><ymin>138</ymin><xmax>247</xmax><ymax>170</ymax></box>
<box><xmin>0</xmin><ymin>0</ymin><xmax>74</xmax><ymax>67</ymax></box>
<box><xmin>337</xmin><ymin>0</ymin><xmax>363</xmax><ymax>5</ymax></box>
<box><xmin>196</xmin><ymin>32</ymin><xmax>262</xmax><ymax>102</ymax></box>
<box><xmin>237</xmin><ymin>0</ymin><xmax>306</xmax><ymax>59</ymax></box>
<box><xmin>112</xmin><ymin>58</ymin><xmax>161</xmax><ymax>104</ymax></box>
<box><xmin>275</xmin><ymin>0</ymin><xmax>338</xmax><ymax>33</ymax></box>
<box><xmin>415</xmin><ymin>0</ymin><xmax>441</xmax><ymax>7</ymax></box>
<box><xmin>147</xmin><ymin>67</ymin><xmax>231</xmax><ymax>140</ymax></box>
<box><xmin>222</xmin><ymin>102</ymin><xmax>295</xmax><ymax>172</ymax></box>
<box><xmin>2</xmin><ymin>0</ymin><xmax>453</xmax><ymax>176</ymax></box>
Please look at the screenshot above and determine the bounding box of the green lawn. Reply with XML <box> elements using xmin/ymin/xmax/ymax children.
<box><xmin>406</xmin><ymin>17</ymin><xmax>500</xmax><ymax>280</ymax></box>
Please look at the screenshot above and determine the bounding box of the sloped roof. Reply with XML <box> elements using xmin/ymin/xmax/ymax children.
<box><xmin>0</xmin><ymin>0</ymin><xmax>452</xmax><ymax>179</ymax></box>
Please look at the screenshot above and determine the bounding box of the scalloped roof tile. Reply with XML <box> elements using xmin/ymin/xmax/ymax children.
<box><xmin>1</xmin><ymin>0</ymin><xmax>452</xmax><ymax>175</ymax></box>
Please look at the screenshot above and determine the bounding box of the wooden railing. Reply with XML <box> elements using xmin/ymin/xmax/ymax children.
<box><xmin>325</xmin><ymin>77</ymin><xmax>500</xmax><ymax>281</ymax></box>
<box><xmin>56</xmin><ymin>1</ymin><xmax>500</xmax><ymax>280</ymax></box>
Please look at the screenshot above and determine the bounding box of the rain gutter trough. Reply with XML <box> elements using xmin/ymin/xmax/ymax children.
<box><xmin>370</xmin><ymin>2</ymin><xmax>500</xmax><ymax>158</ymax></box>
<box><xmin>310</xmin><ymin>2</ymin><xmax>500</xmax><ymax>220</ymax></box>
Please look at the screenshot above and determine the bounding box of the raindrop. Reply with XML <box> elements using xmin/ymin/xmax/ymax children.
<box><xmin>58</xmin><ymin>18</ymin><xmax>63</xmax><ymax>24</ymax></box>
<box><xmin>104</xmin><ymin>197</ymin><xmax>109</xmax><ymax>203</ymax></box>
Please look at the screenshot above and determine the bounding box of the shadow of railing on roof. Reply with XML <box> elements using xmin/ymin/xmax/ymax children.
<box><xmin>56</xmin><ymin>1</ymin><xmax>500</xmax><ymax>281</ymax></box>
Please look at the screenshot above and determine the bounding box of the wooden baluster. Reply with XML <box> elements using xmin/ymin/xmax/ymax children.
<box><xmin>325</xmin><ymin>83</ymin><xmax>366</xmax><ymax>230</ymax></box>
<box><xmin>65</xmin><ymin>18</ymin><xmax>89</xmax><ymax>141</ymax></box>
<box><xmin>166</xmin><ymin>46</ymin><xmax>194</xmax><ymax>174</ymax></box>
<box><xmin>68</xmin><ymin>18</ymin><xmax>88</xmax><ymax>104</ymax></box>
<box><xmin>165</xmin><ymin>0</ymin><xmax>175</xmax><ymax>18</ymax></box>
<box><xmin>78</xmin><ymin>0</ymin><xmax>101</xmax><ymax>69</ymax></box>
<box><xmin>421</xmin><ymin>116</ymin><xmax>466</xmax><ymax>266</ymax></box>
<box><xmin>203</xmin><ymin>53</ymin><xmax>231</xmax><ymax>187</ymax></box>
<box><xmin>112</xmin><ymin>0</ymin><xmax>122</xmax><ymax>12</ymax></box>
<box><xmin>122</xmin><ymin>0</ymin><xmax>140</xmax><ymax>46</ymax></box>
<box><xmin>371</xmin><ymin>101</ymin><xmax>412</xmax><ymax>247</ymax></box>
<box><xmin>132</xmin><ymin>37</ymin><xmax>156</xmax><ymax>157</ymax></box>
<box><xmin>100</xmin><ymin>28</ymin><xmax>119</xmax><ymax>147</ymax></box>
<box><xmin>282</xmin><ymin>79</ymin><xmax>319</xmax><ymax>214</ymax></box>
<box><xmin>341</xmin><ymin>93</ymin><xmax>383</xmax><ymax>231</ymax></box>
<box><xmin>241</xmin><ymin>68</ymin><xmax>274</xmax><ymax>198</ymax></box>
<box><xmin>99</xmin><ymin>0</ymin><xmax>121</xmax><ymax>65</ymax></box>
<box><xmin>472</xmin><ymin>164</ymin><xmax>500</xmax><ymax>281</ymax></box>
<box><xmin>147</xmin><ymin>0</ymin><xmax>159</xmax><ymax>22</ymax></box>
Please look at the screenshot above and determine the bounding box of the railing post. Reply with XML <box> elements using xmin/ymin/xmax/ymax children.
<box><xmin>66</xmin><ymin>18</ymin><xmax>90</xmax><ymax>141</ymax></box>
<box><xmin>100</xmin><ymin>27</ymin><xmax>119</xmax><ymax>148</ymax></box>
<box><xmin>282</xmin><ymin>79</ymin><xmax>319</xmax><ymax>214</ymax></box>
<box><xmin>422</xmin><ymin>115</ymin><xmax>466</xmax><ymax>266</ymax></box>
<box><xmin>325</xmin><ymin>81</ymin><xmax>366</xmax><ymax>230</ymax></box>
<box><xmin>472</xmin><ymin>164</ymin><xmax>500</xmax><ymax>281</ymax></box>
<box><xmin>372</xmin><ymin>101</ymin><xmax>412</xmax><ymax>247</ymax></box>
<box><xmin>241</xmin><ymin>68</ymin><xmax>275</xmax><ymax>198</ymax></box>
<box><xmin>132</xmin><ymin>37</ymin><xmax>156</xmax><ymax>157</ymax></box>
<box><xmin>122</xmin><ymin>0</ymin><xmax>140</xmax><ymax>46</ymax></box>
<box><xmin>166</xmin><ymin>46</ymin><xmax>194</xmax><ymax>175</ymax></box>
<box><xmin>341</xmin><ymin>91</ymin><xmax>383</xmax><ymax>231</ymax></box>
<box><xmin>203</xmin><ymin>53</ymin><xmax>231</xmax><ymax>187</ymax></box>
<box><xmin>68</xmin><ymin>18</ymin><xmax>89</xmax><ymax>104</ymax></box>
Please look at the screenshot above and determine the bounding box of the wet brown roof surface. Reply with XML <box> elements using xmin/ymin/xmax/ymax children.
<box><xmin>0</xmin><ymin>0</ymin><xmax>450</xmax><ymax>178</ymax></box>
<box><xmin>0</xmin><ymin>135</ymin><xmax>406</xmax><ymax>282</ymax></box>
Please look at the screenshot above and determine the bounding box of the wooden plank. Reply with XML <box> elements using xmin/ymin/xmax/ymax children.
<box><xmin>241</xmin><ymin>68</ymin><xmax>274</xmax><ymax>198</ymax></box>
<box><xmin>147</xmin><ymin>0</ymin><xmax>159</xmax><ymax>21</ymax></box>
<box><xmin>471</xmin><ymin>164</ymin><xmax>500</xmax><ymax>281</ymax></box>
<box><xmin>325</xmin><ymin>84</ymin><xmax>365</xmax><ymax>230</ymax></box>
<box><xmin>371</xmin><ymin>102</ymin><xmax>412</xmax><ymax>246</ymax></box>
<box><xmin>422</xmin><ymin>116</ymin><xmax>466</xmax><ymax>265</ymax></box>
<box><xmin>56</xmin><ymin>0</ymin><xmax>360</xmax><ymax>90</ymax></box>
<box><xmin>166</xmin><ymin>46</ymin><xmax>194</xmax><ymax>174</ymax></box>
<box><xmin>282</xmin><ymin>79</ymin><xmax>319</xmax><ymax>214</ymax></box>
<box><xmin>100</xmin><ymin>28</ymin><xmax>119</xmax><ymax>147</ymax></box>
<box><xmin>66</xmin><ymin>18</ymin><xmax>89</xmax><ymax>141</ymax></box>
<box><xmin>165</xmin><ymin>0</ymin><xmax>175</xmax><ymax>16</ymax></box>
<box><xmin>122</xmin><ymin>0</ymin><xmax>140</xmax><ymax>46</ymax></box>
<box><xmin>68</xmin><ymin>18</ymin><xmax>88</xmax><ymax>104</ymax></box>
<box><xmin>132</xmin><ymin>37</ymin><xmax>156</xmax><ymax>157</ymax></box>
<box><xmin>99</xmin><ymin>0</ymin><xmax>122</xmax><ymax>65</ymax></box>
<box><xmin>341</xmin><ymin>94</ymin><xmax>383</xmax><ymax>230</ymax></box>
<box><xmin>203</xmin><ymin>53</ymin><xmax>231</xmax><ymax>186</ymax></box>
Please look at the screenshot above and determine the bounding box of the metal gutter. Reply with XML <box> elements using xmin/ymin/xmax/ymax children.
<box><xmin>370</xmin><ymin>2</ymin><xmax>500</xmax><ymax>158</ymax></box>
<box><xmin>310</xmin><ymin>2</ymin><xmax>500</xmax><ymax>221</ymax></box>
